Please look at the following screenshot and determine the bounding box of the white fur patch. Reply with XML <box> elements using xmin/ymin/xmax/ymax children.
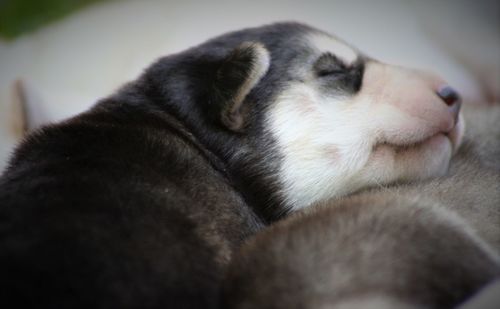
<box><xmin>267</xmin><ymin>83</ymin><xmax>373</xmax><ymax>210</ymax></box>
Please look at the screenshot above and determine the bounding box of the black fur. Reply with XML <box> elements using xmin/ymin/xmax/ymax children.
<box><xmin>0</xmin><ymin>22</ymin><xmax>326</xmax><ymax>308</ymax></box>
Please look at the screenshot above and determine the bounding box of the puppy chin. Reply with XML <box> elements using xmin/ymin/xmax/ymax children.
<box><xmin>400</xmin><ymin>112</ymin><xmax>465</xmax><ymax>180</ymax></box>
<box><xmin>364</xmin><ymin>134</ymin><xmax>453</xmax><ymax>187</ymax></box>
<box><xmin>374</xmin><ymin>111</ymin><xmax>468</xmax><ymax>185</ymax></box>
<box><xmin>399</xmin><ymin>133</ymin><xmax>454</xmax><ymax>182</ymax></box>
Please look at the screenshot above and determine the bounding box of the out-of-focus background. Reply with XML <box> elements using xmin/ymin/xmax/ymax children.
<box><xmin>0</xmin><ymin>0</ymin><xmax>499</xmax><ymax>172</ymax></box>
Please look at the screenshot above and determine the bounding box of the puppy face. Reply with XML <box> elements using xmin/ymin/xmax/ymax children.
<box><xmin>149</xmin><ymin>22</ymin><xmax>464</xmax><ymax>214</ymax></box>
<box><xmin>266</xmin><ymin>31</ymin><xmax>464</xmax><ymax>210</ymax></box>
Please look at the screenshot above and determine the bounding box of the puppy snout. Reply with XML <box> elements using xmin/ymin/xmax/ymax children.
<box><xmin>437</xmin><ymin>85</ymin><xmax>462</xmax><ymax>124</ymax></box>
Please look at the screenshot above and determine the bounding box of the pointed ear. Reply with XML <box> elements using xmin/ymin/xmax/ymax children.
<box><xmin>213</xmin><ymin>42</ymin><xmax>270</xmax><ymax>131</ymax></box>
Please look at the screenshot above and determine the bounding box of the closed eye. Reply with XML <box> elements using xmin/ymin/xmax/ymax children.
<box><xmin>316</xmin><ymin>68</ymin><xmax>346</xmax><ymax>77</ymax></box>
<box><xmin>314</xmin><ymin>53</ymin><xmax>348</xmax><ymax>77</ymax></box>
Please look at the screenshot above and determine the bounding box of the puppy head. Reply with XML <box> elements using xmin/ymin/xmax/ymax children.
<box><xmin>147</xmin><ymin>22</ymin><xmax>465</xmax><ymax>214</ymax></box>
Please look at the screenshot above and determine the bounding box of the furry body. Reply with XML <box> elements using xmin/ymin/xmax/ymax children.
<box><xmin>0</xmin><ymin>23</ymin><xmax>466</xmax><ymax>307</ymax></box>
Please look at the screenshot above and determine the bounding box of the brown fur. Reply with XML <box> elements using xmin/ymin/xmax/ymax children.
<box><xmin>222</xmin><ymin>105</ymin><xmax>500</xmax><ymax>309</ymax></box>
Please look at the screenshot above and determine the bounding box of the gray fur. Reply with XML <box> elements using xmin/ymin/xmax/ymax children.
<box><xmin>222</xmin><ymin>105</ymin><xmax>500</xmax><ymax>309</ymax></box>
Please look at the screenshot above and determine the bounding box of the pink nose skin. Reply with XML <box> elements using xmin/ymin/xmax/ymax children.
<box><xmin>437</xmin><ymin>86</ymin><xmax>462</xmax><ymax>124</ymax></box>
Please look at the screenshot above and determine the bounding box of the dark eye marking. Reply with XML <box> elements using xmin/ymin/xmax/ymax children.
<box><xmin>313</xmin><ymin>54</ymin><xmax>366</xmax><ymax>94</ymax></box>
<box><xmin>314</xmin><ymin>53</ymin><xmax>348</xmax><ymax>77</ymax></box>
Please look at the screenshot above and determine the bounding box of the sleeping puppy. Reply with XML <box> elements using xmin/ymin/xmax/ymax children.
<box><xmin>0</xmin><ymin>22</ymin><xmax>464</xmax><ymax>308</ymax></box>
<box><xmin>222</xmin><ymin>105</ymin><xmax>500</xmax><ymax>309</ymax></box>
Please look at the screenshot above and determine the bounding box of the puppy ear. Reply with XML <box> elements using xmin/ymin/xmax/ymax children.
<box><xmin>213</xmin><ymin>42</ymin><xmax>270</xmax><ymax>131</ymax></box>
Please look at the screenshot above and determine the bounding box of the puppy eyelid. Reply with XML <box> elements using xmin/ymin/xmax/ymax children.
<box><xmin>314</xmin><ymin>53</ymin><xmax>347</xmax><ymax>77</ymax></box>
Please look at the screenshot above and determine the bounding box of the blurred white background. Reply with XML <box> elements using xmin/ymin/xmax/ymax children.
<box><xmin>0</xmin><ymin>0</ymin><xmax>499</xmax><ymax>172</ymax></box>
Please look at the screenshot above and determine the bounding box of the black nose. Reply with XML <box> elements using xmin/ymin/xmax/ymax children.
<box><xmin>437</xmin><ymin>86</ymin><xmax>462</xmax><ymax>123</ymax></box>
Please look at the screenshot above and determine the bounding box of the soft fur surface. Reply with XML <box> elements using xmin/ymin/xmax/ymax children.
<box><xmin>222</xmin><ymin>105</ymin><xmax>500</xmax><ymax>309</ymax></box>
<box><xmin>0</xmin><ymin>22</ymin><xmax>470</xmax><ymax>308</ymax></box>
